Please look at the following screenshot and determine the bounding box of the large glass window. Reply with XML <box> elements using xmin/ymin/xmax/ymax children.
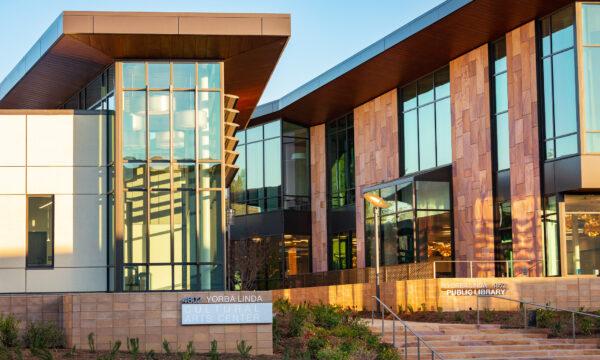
<box><xmin>231</xmin><ymin>120</ymin><xmax>310</xmax><ymax>215</ymax></box>
<box><xmin>540</xmin><ymin>6</ymin><xmax>579</xmax><ymax>160</ymax></box>
<box><xmin>326</xmin><ymin>113</ymin><xmax>355</xmax><ymax>208</ymax></box>
<box><xmin>120</xmin><ymin>61</ymin><xmax>223</xmax><ymax>291</ymax></box>
<box><xmin>329</xmin><ymin>231</ymin><xmax>357</xmax><ymax>270</ymax></box>
<box><xmin>27</xmin><ymin>195</ymin><xmax>54</xmax><ymax>268</ymax></box>
<box><xmin>565</xmin><ymin>195</ymin><xmax>600</xmax><ymax>275</ymax></box>
<box><xmin>364</xmin><ymin>171</ymin><xmax>452</xmax><ymax>269</ymax></box>
<box><xmin>543</xmin><ymin>196</ymin><xmax>560</xmax><ymax>276</ymax></box>
<box><xmin>491</xmin><ymin>38</ymin><xmax>510</xmax><ymax>171</ymax></box>
<box><xmin>582</xmin><ymin>4</ymin><xmax>600</xmax><ymax>152</ymax></box>
<box><xmin>400</xmin><ymin>66</ymin><xmax>451</xmax><ymax>175</ymax></box>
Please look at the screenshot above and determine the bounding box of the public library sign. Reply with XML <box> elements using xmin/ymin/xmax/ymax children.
<box><xmin>181</xmin><ymin>294</ymin><xmax>273</xmax><ymax>325</ymax></box>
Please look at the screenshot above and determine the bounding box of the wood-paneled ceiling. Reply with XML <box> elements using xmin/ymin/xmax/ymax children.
<box><xmin>0</xmin><ymin>11</ymin><xmax>291</xmax><ymax>127</ymax></box>
<box><xmin>251</xmin><ymin>0</ymin><xmax>585</xmax><ymax>127</ymax></box>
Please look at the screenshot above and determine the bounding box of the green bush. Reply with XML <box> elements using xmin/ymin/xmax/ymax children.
<box><xmin>311</xmin><ymin>304</ymin><xmax>344</xmax><ymax>329</ymax></box>
<box><xmin>536</xmin><ymin>308</ymin><xmax>555</xmax><ymax>329</ymax></box>
<box><xmin>288</xmin><ymin>305</ymin><xmax>310</xmax><ymax>337</ymax></box>
<box><xmin>0</xmin><ymin>314</ymin><xmax>20</xmax><ymax>347</ymax></box>
<box><xmin>307</xmin><ymin>335</ymin><xmax>327</xmax><ymax>358</ymax></box>
<box><xmin>377</xmin><ymin>343</ymin><xmax>402</xmax><ymax>360</ymax></box>
<box><xmin>23</xmin><ymin>322</ymin><xmax>65</xmax><ymax>349</ymax></box>
<box><xmin>316</xmin><ymin>346</ymin><xmax>350</xmax><ymax>360</ymax></box>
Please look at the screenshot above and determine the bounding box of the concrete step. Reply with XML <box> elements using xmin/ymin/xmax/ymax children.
<box><xmin>401</xmin><ymin>343</ymin><xmax>599</xmax><ymax>353</ymax></box>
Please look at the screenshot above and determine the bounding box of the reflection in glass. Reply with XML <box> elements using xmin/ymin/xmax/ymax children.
<box><xmin>174</xmin><ymin>163</ymin><xmax>195</xmax><ymax>190</ymax></box>
<box><xmin>199</xmin><ymin>163</ymin><xmax>221</xmax><ymax>189</ymax></box>
<box><xmin>173</xmin><ymin>91</ymin><xmax>195</xmax><ymax>160</ymax></box>
<box><xmin>434</xmin><ymin>67</ymin><xmax>450</xmax><ymax>99</ymax></box>
<box><xmin>544</xmin><ymin>196</ymin><xmax>560</xmax><ymax>276</ymax></box>
<box><xmin>124</xmin><ymin>191</ymin><xmax>147</xmax><ymax>264</ymax></box>
<box><xmin>149</xmin><ymin>163</ymin><xmax>170</xmax><ymax>189</ymax></box>
<box><xmin>284</xmin><ymin>235</ymin><xmax>310</xmax><ymax>275</ymax></box>
<box><xmin>552</xmin><ymin>51</ymin><xmax>577</xmax><ymax>137</ymax></box>
<box><xmin>583</xmin><ymin>4</ymin><xmax>600</xmax><ymax>45</ymax></box>
<box><xmin>198</xmin><ymin>63</ymin><xmax>221</xmax><ymax>89</ymax></box>
<box><xmin>417</xmin><ymin>211</ymin><xmax>452</xmax><ymax>262</ymax></box>
<box><xmin>403</xmin><ymin>110</ymin><xmax>418</xmax><ymax>174</ymax></box>
<box><xmin>174</xmin><ymin>265</ymin><xmax>199</xmax><ymax>290</ymax></box>
<box><xmin>149</xmin><ymin>91</ymin><xmax>170</xmax><ymax>160</ymax></box>
<box><xmin>436</xmin><ymin>98</ymin><xmax>452</xmax><ymax>166</ymax></box>
<box><xmin>565</xmin><ymin>195</ymin><xmax>600</xmax><ymax>275</ymax></box>
<box><xmin>555</xmin><ymin>134</ymin><xmax>578</xmax><ymax>158</ymax></box>
<box><xmin>416</xmin><ymin>181</ymin><xmax>450</xmax><ymax>210</ymax></box>
<box><xmin>543</xmin><ymin>58</ymin><xmax>554</xmax><ymax>140</ymax></box>
<box><xmin>173</xmin><ymin>63</ymin><xmax>195</xmax><ymax>89</ymax></box>
<box><xmin>123</xmin><ymin>63</ymin><xmax>145</xmax><ymax>88</ymax></box>
<box><xmin>496</xmin><ymin>113</ymin><xmax>510</xmax><ymax>171</ymax></box>
<box><xmin>417</xmin><ymin>74</ymin><xmax>434</xmax><ymax>105</ymax></box>
<box><xmin>123</xmin><ymin>91</ymin><xmax>146</xmax><ymax>160</ymax></box>
<box><xmin>27</xmin><ymin>196</ymin><xmax>54</xmax><ymax>267</ymax></box>
<box><xmin>418</xmin><ymin>104</ymin><xmax>435</xmax><ymax>170</ymax></box>
<box><xmin>265</xmin><ymin>138</ymin><xmax>281</xmax><ymax>188</ymax></box>
<box><xmin>149</xmin><ymin>265</ymin><xmax>172</xmax><ymax>290</ymax></box>
<box><xmin>199</xmin><ymin>191</ymin><xmax>222</xmax><ymax>287</ymax></box>
<box><xmin>149</xmin><ymin>192</ymin><xmax>171</xmax><ymax>263</ymax></box>
<box><xmin>174</xmin><ymin>191</ymin><xmax>197</xmax><ymax>263</ymax></box>
<box><xmin>124</xmin><ymin>163</ymin><xmax>145</xmax><ymax>188</ymax></box>
<box><xmin>198</xmin><ymin>91</ymin><xmax>221</xmax><ymax>159</ymax></box>
<box><xmin>551</xmin><ymin>6</ymin><xmax>574</xmax><ymax>54</ymax></box>
<box><xmin>123</xmin><ymin>265</ymin><xmax>147</xmax><ymax>291</ymax></box>
<box><xmin>264</xmin><ymin>120</ymin><xmax>281</xmax><ymax>139</ymax></box>
<box><xmin>148</xmin><ymin>63</ymin><xmax>170</xmax><ymax>89</ymax></box>
<box><xmin>402</xmin><ymin>82</ymin><xmax>417</xmax><ymax>110</ymax></box>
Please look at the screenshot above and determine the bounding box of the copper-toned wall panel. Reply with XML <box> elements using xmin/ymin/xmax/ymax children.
<box><xmin>310</xmin><ymin>125</ymin><xmax>328</xmax><ymax>272</ymax></box>
<box><xmin>353</xmin><ymin>89</ymin><xmax>399</xmax><ymax>268</ymax></box>
<box><xmin>450</xmin><ymin>44</ymin><xmax>495</xmax><ymax>276</ymax></box>
<box><xmin>506</xmin><ymin>21</ymin><xmax>543</xmax><ymax>276</ymax></box>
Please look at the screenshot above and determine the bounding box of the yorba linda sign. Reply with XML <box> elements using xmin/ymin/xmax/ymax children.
<box><xmin>181</xmin><ymin>293</ymin><xmax>273</xmax><ymax>325</ymax></box>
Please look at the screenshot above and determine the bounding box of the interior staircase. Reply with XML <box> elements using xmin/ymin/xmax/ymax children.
<box><xmin>370</xmin><ymin>320</ymin><xmax>600</xmax><ymax>360</ymax></box>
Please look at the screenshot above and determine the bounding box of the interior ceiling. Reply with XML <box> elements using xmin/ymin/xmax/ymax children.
<box><xmin>251</xmin><ymin>0</ymin><xmax>579</xmax><ymax>127</ymax></box>
<box><xmin>0</xmin><ymin>32</ymin><xmax>288</xmax><ymax>127</ymax></box>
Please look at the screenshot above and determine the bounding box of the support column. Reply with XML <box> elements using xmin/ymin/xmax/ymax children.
<box><xmin>310</xmin><ymin>124</ymin><xmax>328</xmax><ymax>272</ymax></box>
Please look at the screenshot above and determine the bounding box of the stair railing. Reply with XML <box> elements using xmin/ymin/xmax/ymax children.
<box><xmin>371</xmin><ymin>296</ymin><xmax>444</xmax><ymax>360</ymax></box>
<box><xmin>476</xmin><ymin>294</ymin><xmax>600</xmax><ymax>342</ymax></box>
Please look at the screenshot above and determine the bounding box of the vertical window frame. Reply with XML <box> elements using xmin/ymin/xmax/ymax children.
<box><xmin>26</xmin><ymin>194</ymin><xmax>55</xmax><ymax>269</ymax></box>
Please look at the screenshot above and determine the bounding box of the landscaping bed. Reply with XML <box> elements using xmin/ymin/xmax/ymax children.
<box><xmin>1</xmin><ymin>301</ymin><xmax>400</xmax><ymax>360</ymax></box>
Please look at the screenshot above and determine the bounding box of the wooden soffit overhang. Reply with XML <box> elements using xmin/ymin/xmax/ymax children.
<box><xmin>0</xmin><ymin>11</ymin><xmax>291</xmax><ymax>127</ymax></box>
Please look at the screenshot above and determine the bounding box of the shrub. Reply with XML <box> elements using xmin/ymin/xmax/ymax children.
<box><xmin>87</xmin><ymin>333</ymin><xmax>95</xmax><ymax>353</ymax></box>
<box><xmin>536</xmin><ymin>308</ymin><xmax>555</xmax><ymax>329</ymax></box>
<box><xmin>377</xmin><ymin>343</ymin><xmax>402</xmax><ymax>360</ymax></box>
<box><xmin>127</xmin><ymin>337</ymin><xmax>140</xmax><ymax>358</ymax></box>
<box><xmin>208</xmin><ymin>339</ymin><xmax>219</xmax><ymax>360</ymax></box>
<box><xmin>316</xmin><ymin>346</ymin><xmax>349</xmax><ymax>360</ymax></box>
<box><xmin>23</xmin><ymin>322</ymin><xmax>65</xmax><ymax>349</ymax></box>
<box><xmin>0</xmin><ymin>314</ymin><xmax>20</xmax><ymax>348</ymax></box>
<box><xmin>483</xmin><ymin>308</ymin><xmax>494</xmax><ymax>323</ymax></box>
<box><xmin>307</xmin><ymin>335</ymin><xmax>327</xmax><ymax>358</ymax></box>
<box><xmin>453</xmin><ymin>312</ymin><xmax>465</xmax><ymax>322</ymax></box>
<box><xmin>162</xmin><ymin>339</ymin><xmax>172</xmax><ymax>354</ymax></box>
<box><xmin>145</xmin><ymin>350</ymin><xmax>156</xmax><ymax>360</ymax></box>
<box><xmin>180</xmin><ymin>341</ymin><xmax>195</xmax><ymax>360</ymax></box>
<box><xmin>406</xmin><ymin>304</ymin><xmax>414</xmax><ymax>314</ymax></box>
<box><xmin>30</xmin><ymin>347</ymin><xmax>54</xmax><ymax>360</ymax></box>
<box><xmin>288</xmin><ymin>305</ymin><xmax>310</xmax><ymax>337</ymax></box>
<box><xmin>236</xmin><ymin>340</ymin><xmax>252</xmax><ymax>359</ymax></box>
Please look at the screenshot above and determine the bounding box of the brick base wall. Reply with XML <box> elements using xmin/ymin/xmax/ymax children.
<box><xmin>0</xmin><ymin>292</ymin><xmax>273</xmax><ymax>355</ymax></box>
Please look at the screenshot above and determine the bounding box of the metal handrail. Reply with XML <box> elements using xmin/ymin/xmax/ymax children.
<box><xmin>476</xmin><ymin>294</ymin><xmax>600</xmax><ymax>342</ymax></box>
<box><xmin>371</xmin><ymin>296</ymin><xmax>444</xmax><ymax>360</ymax></box>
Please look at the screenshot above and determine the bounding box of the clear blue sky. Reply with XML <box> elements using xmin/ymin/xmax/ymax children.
<box><xmin>0</xmin><ymin>0</ymin><xmax>444</xmax><ymax>104</ymax></box>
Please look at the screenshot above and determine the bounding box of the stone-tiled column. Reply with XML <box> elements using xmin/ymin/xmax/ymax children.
<box><xmin>506</xmin><ymin>21</ymin><xmax>543</xmax><ymax>276</ymax></box>
<box><xmin>310</xmin><ymin>125</ymin><xmax>328</xmax><ymax>272</ymax></box>
<box><xmin>450</xmin><ymin>44</ymin><xmax>495</xmax><ymax>277</ymax></box>
<box><xmin>353</xmin><ymin>89</ymin><xmax>399</xmax><ymax>268</ymax></box>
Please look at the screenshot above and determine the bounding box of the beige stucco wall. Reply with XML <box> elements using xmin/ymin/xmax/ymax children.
<box><xmin>0</xmin><ymin>113</ymin><xmax>107</xmax><ymax>293</ymax></box>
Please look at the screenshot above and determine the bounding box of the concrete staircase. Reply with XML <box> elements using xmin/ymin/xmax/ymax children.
<box><xmin>370</xmin><ymin>320</ymin><xmax>600</xmax><ymax>360</ymax></box>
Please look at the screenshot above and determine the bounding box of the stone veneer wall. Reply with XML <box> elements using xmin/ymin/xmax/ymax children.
<box><xmin>310</xmin><ymin>124</ymin><xmax>328</xmax><ymax>272</ymax></box>
<box><xmin>449</xmin><ymin>44</ymin><xmax>495</xmax><ymax>276</ymax></box>
<box><xmin>273</xmin><ymin>277</ymin><xmax>600</xmax><ymax>313</ymax></box>
<box><xmin>0</xmin><ymin>292</ymin><xmax>272</xmax><ymax>355</ymax></box>
<box><xmin>506</xmin><ymin>21</ymin><xmax>543</xmax><ymax>276</ymax></box>
<box><xmin>353</xmin><ymin>89</ymin><xmax>400</xmax><ymax>268</ymax></box>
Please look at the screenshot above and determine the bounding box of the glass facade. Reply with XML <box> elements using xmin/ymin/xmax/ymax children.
<box><xmin>120</xmin><ymin>61</ymin><xmax>224</xmax><ymax>291</ymax></box>
<box><xmin>565</xmin><ymin>195</ymin><xmax>600</xmax><ymax>275</ymax></box>
<box><xmin>326</xmin><ymin>113</ymin><xmax>355</xmax><ymax>208</ymax></box>
<box><xmin>400</xmin><ymin>66</ymin><xmax>451</xmax><ymax>175</ymax></box>
<box><xmin>543</xmin><ymin>196</ymin><xmax>560</xmax><ymax>276</ymax></box>
<box><xmin>540</xmin><ymin>6</ymin><xmax>579</xmax><ymax>160</ymax></box>
<box><xmin>26</xmin><ymin>195</ymin><xmax>54</xmax><ymax>268</ymax></box>
<box><xmin>364</xmin><ymin>169</ymin><xmax>452</xmax><ymax>271</ymax></box>
<box><xmin>491</xmin><ymin>38</ymin><xmax>510</xmax><ymax>171</ymax></box>
<box><xmin>329</xmin><ymin>231</ymin><xmax>357</xmax><ymax>270</ymax></box>
<box><xmin>582</xmin><ymin>3</ymin><xmax>600</xmax><ymax>152</ymax></box>
<box><xmin>231</xmin><ymin>120</ymin><xmax>310</xmax><ymax>215</ymax></box>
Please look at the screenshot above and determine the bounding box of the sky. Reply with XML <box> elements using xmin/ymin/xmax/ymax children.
<box><xmin>0</xmin><ymin>0</ymin><xmax>445</xmax><ymax>104</ymax></box>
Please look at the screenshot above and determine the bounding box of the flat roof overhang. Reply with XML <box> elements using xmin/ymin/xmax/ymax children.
<box><xmin>0</xmin><ymin>11</ymin><xmax>291</xmax><ymax>127</ymax></box>
<box><xmin>251</xmin><ymin>0</ymin><xmax>584</xmax><ymax>127</ymax></box>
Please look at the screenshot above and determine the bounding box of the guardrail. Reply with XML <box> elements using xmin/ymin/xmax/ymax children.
<box><xmin>371</xmin><ymin>296</ymin><xmax>444</xmax><ymax>359</ymax></box>
<box><xmin>476</xmin><ymin>294</ymin><xmax>600</xmax><ymax>342</ymax></box>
